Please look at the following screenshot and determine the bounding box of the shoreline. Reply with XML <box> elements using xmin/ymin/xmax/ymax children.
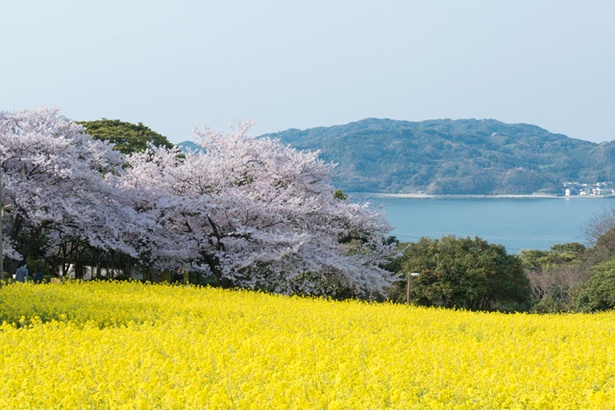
<box><xmin>356</xmin><ymin>193</ymin><xmax>615</xmax><ymax>199</ymax></box>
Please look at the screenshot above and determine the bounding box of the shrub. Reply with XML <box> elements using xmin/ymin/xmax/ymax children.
<box><xmin>573</xmin><ymin>258</ymin><xmax>615</xmax><ymax>312</ymax></box>
<box><xmin>399</xmin><ymin>235</ymin><xmax>531</xmax><ymax>312</ymax></box>
<box><xmin>531</xmin><ymin>295</ymin><xmax>567</xmax><ymax>314</ymax></box>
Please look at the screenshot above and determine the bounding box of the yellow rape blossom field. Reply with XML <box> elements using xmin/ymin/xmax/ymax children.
<box><xmin>1</xmin><ymin>281</ymin><xmax>614</xmax><ymax>409</ymax></box>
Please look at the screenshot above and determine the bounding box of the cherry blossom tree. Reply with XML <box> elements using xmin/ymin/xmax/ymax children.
<box><xmin>0</xmin><ymin>108</ymin><xmax>140</xmax><ymax>270</ymax></box>
<box><xmin>1</xmin><ymin>108</ymin><xmax>395</xmax><ymax>297</ymax></box>
<box><xmin>123</xmin><ymin>121</ymin><xmax>395</xmax><ymax>298</ymax></box>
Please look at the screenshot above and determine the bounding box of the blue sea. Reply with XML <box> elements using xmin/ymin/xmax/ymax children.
<box><xmin>353</xmin><ymin>195</ymin><xmax>615</xmax><ymax>253</ymax></box>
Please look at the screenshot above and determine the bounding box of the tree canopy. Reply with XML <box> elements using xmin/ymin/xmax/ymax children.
<box><xmin>0</xmin><ymin>108</ymin><xmax>134</xmax><ymax>263</ymax></box>
<box><xmin>572</xmin><ymin>257</ymin><xmax>615</xmax><ymax>312</ymax></box>
<box><xmin>122</xmin><ymin>121</ymin><xmax>395</xmax><ymax>298</ymax></box>
<box><xmin>1</xmin><ymin>108</ymin><xmax>394</xmax><ymax>298</ymax></box>
<box><xmin>400</xmin><ymin>235</ymin><xmax>531</xmax><ymax>312</ymax></box>
<box><xmin>78</xmin><ymin>119</ymin><xmax>175</xmax><ymax>155</ymax></box>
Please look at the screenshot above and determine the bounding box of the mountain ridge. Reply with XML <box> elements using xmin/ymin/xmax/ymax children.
<box><xmin>179</xmin><ymin>118</ymin><xmax>615</xmax><ymax>195</ymax></box>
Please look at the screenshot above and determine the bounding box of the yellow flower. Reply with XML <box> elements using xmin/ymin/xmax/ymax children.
<box><xmin>0</xmin><ymin>281</ymin><xmax>614</xmax><ymax>409</ymax></box>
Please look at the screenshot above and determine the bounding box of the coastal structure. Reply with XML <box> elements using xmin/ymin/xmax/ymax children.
<box><xmin>563</xmin><ymin>181</ymin><xmax>615</xmax><ymax>197</ymax></box>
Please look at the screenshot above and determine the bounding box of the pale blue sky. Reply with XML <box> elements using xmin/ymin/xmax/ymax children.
<box><xmin>1</xmin><ymin>0</ymin><xmax>614</xmax><ymax>144</ymax></box>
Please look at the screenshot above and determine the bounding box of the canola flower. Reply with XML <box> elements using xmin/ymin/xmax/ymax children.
<box><xmin>0</xmin><ymin>280</ymin><xmax>614</xmax><ymax>409</ymax></box>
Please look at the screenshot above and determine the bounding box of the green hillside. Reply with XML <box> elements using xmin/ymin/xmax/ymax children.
<box><xmin>263</xmin><ymin>118</ymin><xmax>615</xmax><ymax>195</ymax></box>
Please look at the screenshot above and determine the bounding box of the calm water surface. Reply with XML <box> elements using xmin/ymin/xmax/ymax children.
<box><xmin>355</xmin><ymin>195</ymin><xmax>615</xmax><ymax>253</ymax></box>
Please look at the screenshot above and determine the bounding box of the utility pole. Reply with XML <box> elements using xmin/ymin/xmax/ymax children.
<box><xmin>407</xmin><ymin>272</ymin><xmax>420</xmax><ymax>304</ymax></box>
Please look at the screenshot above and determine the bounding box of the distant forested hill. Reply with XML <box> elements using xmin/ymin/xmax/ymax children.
<box><xmin>261</xmin><ymin>118</ymin><xmax>615</xmax><ymax>195</ymax></box>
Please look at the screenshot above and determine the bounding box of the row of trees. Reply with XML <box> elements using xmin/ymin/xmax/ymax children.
<box><xmin>0</xmin><ymin>108</ymin><xmax>395</xmax><ymax>298</ymax></box>
<box><xmin>2</xmin><ymin>107</ymin><xmax>614</xmax><ymax>312</ymax></box>
<box><xmin>389</xmin><ymin>218</ymin><xmax>615</xmax><ymax>313</ymax></box>
<box><xmin>517</xmin><ymin>208</ymin><xmax>615</xmax><ymax>313</ymax></box>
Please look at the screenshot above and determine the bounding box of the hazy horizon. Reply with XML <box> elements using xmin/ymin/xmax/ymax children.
<box><xmin>2</xmin><ymin>0</ymin><xmax>614</xmax><ymax>144</ymax></box>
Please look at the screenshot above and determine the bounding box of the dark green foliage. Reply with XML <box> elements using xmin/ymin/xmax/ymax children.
<box><xmin>333</xmin><ymin>189</ymin><xmax>348</xmax><ymax>200</ymax></box>
<box><xmin>264</xmin><ymin>118</ymin><xmax>614</xmax><ymax>195</ymax></box>
<box><xmin>587</xmin><ymin>227</ymin><xmax>615</xmax><ymax>265</ymax></box>
<box><xmin>531</xmin><ymin>294</ymin><xmax>567</xmax><ymax>314</ymax></box>
<box><xmin>527</xmin><ymin>210</ymin><xmax>615</xmax><ymax>313</ymax></box>
<box><xmin>573</xmin><ymin>258</ymin><xmax>615</xmax><ymax>312</ymax></box>
<box><xmin>520</xmin><ymin>243</ymin><xmax>586</xmax><ymax>269</ymax></box>
<box><xmin>399</xmin><ymin>235</ymin><xmax>531</xmax><ymax>312</ymax></box>
<box><xmin>78</xmin><ymin>119</ymin><xmax>174</xmax><ymax>155</ymax></box>
<box><xmin>550</xmin><ymin>242</ymin><xmax>587</xmax><ymax>255</ymax></box>
<box><xmin>563</xmin><ymin>209</ymin><xmax>615</xmax><ymax>312</ymax></box>
<box><xmin>521</xmin><ymin>243</ymin><xmax>588</xmax><ymax>313</ymax></box>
